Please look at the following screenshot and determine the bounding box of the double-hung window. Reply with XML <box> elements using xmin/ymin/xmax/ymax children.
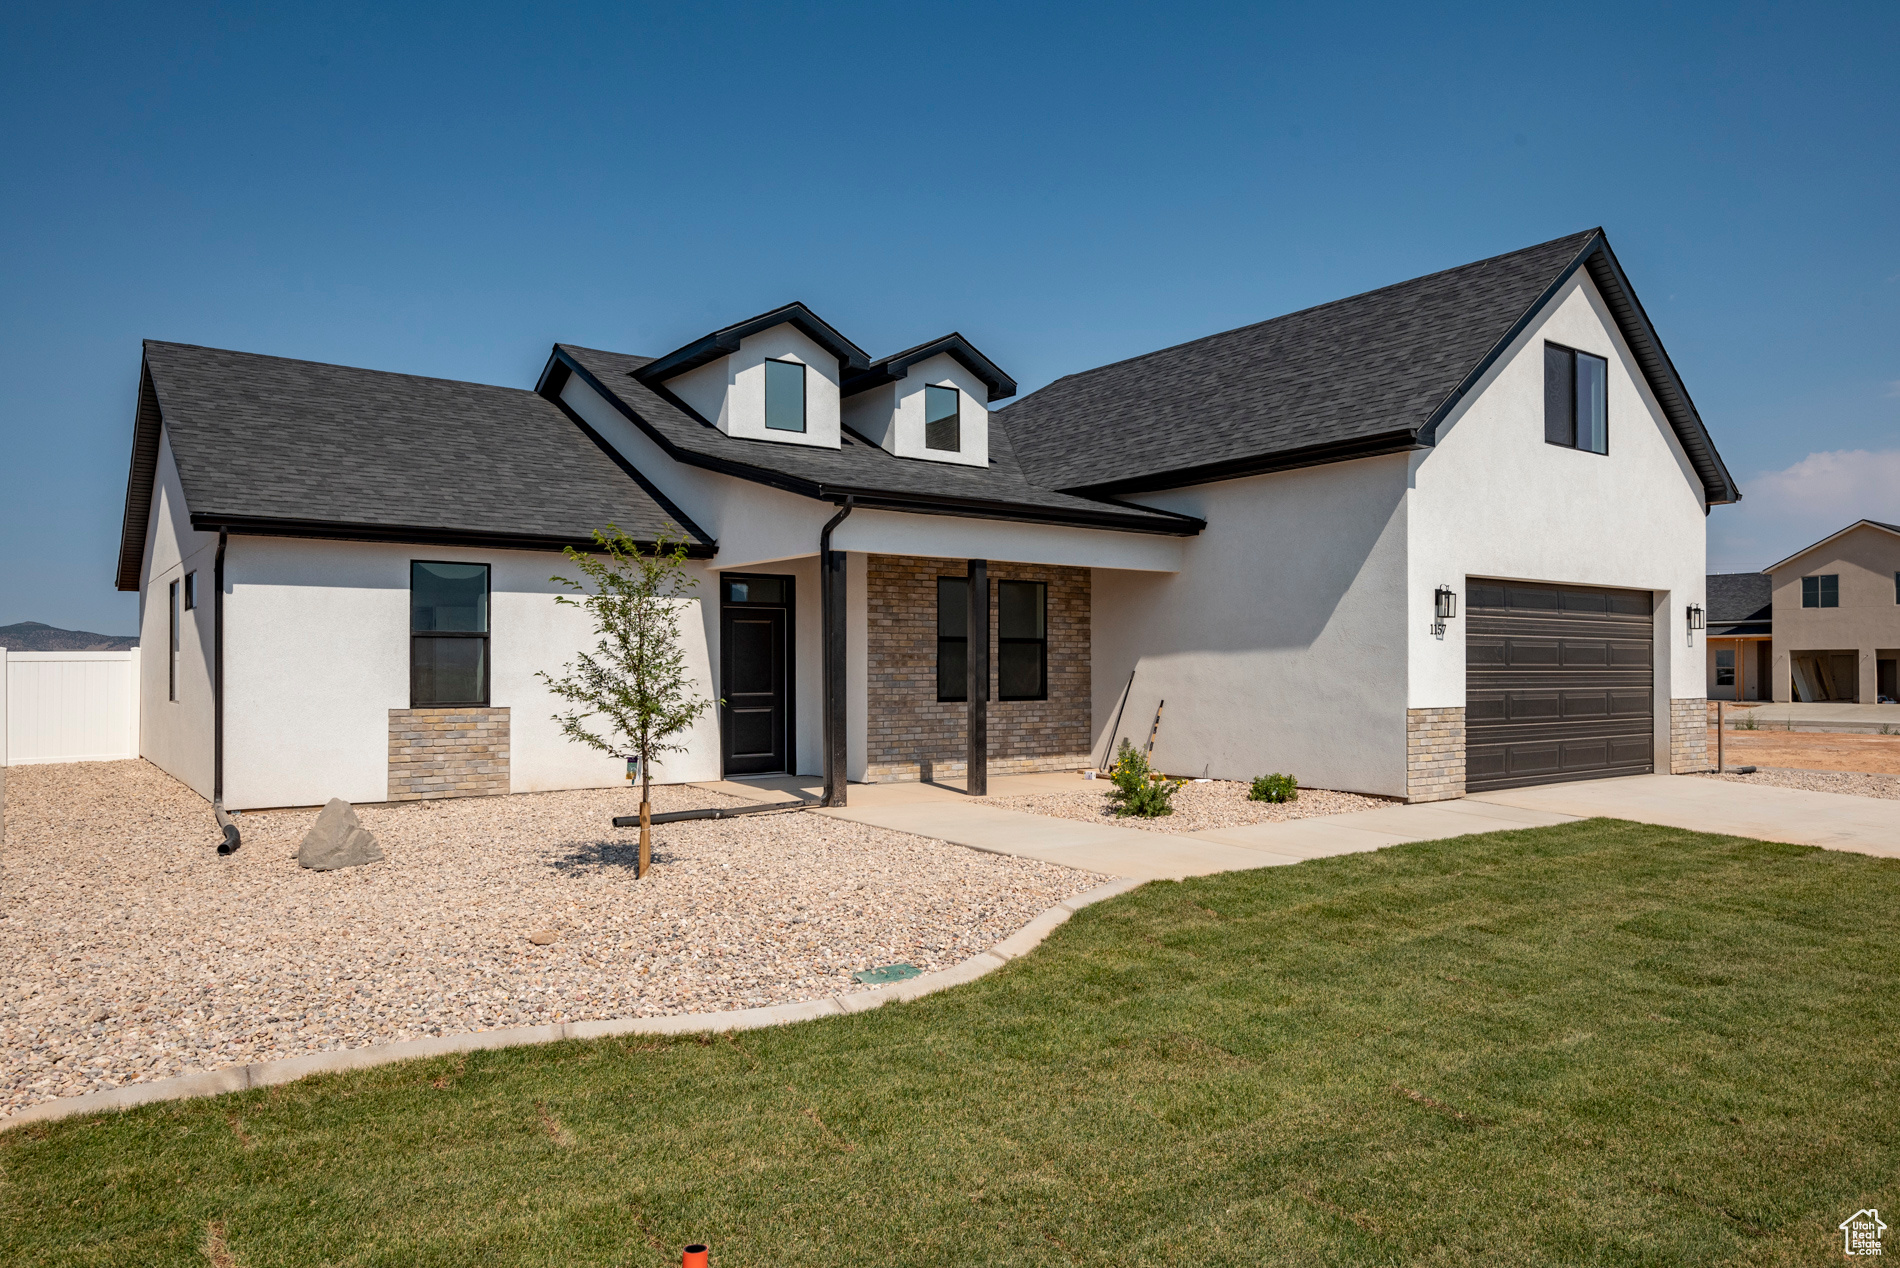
<box><xmin>936</xmin><ymin>577</ymin><xmax>980</xmax><ymax>702</ymax></box>
<box><xmin>411</xmin><ymin>561</ymin><xmax>490</xmax><ymax>706</ymax></box>
<box><xmin>168</xmin><ymin>579</ymin><xmax>180</xmax><ymax>702</ymax></box>
<box><xmin>997</xmin><ymin>581</ymin><xmax>1047</xmax><ymax>701</ymax></box>
<box><xmin>765</xmin><ymin>359</ymin><xmax>807</xmax><ymax>433</ymax></box>
<box><xmin>1802</xmin><ymin>574</ymin><xmax>1839</xmax><ymax>609</ymax></box>
<box><xmin>1544</xmin><ymin>343</ymin><xmax>1608</xmax><ymax>454</ymax></box>
<box><xmin>925</xmin><ymin>384</ymin><xmax>960</xmax><ymax>452</ymax></box>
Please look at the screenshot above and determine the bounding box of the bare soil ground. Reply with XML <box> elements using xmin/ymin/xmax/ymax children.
<box><xmin>992</xmin><ymin>778</ymin><xmax>1391</xmax><ymax>835</ymax></box>
<box><xmin>1705</xmin><ymin>724</ymin><xmax>1900</xmax><ymax>774</ymax></box>
<box><xmin>0</xmin><ymin>760</ymin><xmax>1096</xmax><ymax>1116</ymax></box>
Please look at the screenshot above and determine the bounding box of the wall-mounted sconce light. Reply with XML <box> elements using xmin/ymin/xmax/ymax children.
<box><xmin>1433</xmin><ymin>585</ymin><xmax>1458</xmax><ymax>637</ymax></box>
<box><xmin>1687</xmin><ymin>603</ymin><xmax>1704</xmax><ymax>633</ymax></box>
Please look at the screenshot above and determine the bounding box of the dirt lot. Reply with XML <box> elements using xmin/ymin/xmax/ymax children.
<box><xmin>1706</xmin><ymin>725</ymin><xmax>1900</xmax><ymax>775</ymax></box>
<box><xmin>993</xmin><ymin>779</ymin><xmax>1390</xmax><ymax>834</ymax></box>
<box><xmin>0</xmin><ymin>760</ymin><xmax>1096</xmax><ymax>1116</ymax></box>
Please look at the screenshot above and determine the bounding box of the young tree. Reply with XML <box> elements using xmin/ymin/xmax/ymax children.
<box><xmin>539</xmin><ymin>525</ymin><xmax>712</xmax><ymax>878</ymax></box>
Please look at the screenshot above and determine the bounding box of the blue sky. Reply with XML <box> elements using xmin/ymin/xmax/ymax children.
<box><xmin>2</xmin><ymin>1</ymin><xmax>1895</xmax><ymax>632</ymax></box>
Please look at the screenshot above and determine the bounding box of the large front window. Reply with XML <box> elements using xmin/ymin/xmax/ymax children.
<box><xmin>1544</xmin><ymin>343</ymin><xmax>1608</xmax><ymax>455</ymax></box>
<box><xmin>411</xmin><ymin>561</ymin><xmax>489</xmax><ymax>706</ymax></box>
<box><xmin>936</xmin><ymin>577</ymin><xmax>979</xmax><ymax>702</ymax></box>
<box><xmin>765</xmin><ymin>358</ymin><xmax>807</xmax><ymax>433</ymax></box>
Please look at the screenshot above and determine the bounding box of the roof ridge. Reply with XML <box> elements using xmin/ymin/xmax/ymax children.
<box><xmin>1008</xmin><ymin>228</ymin><xmax>1600</xmax><ymax>397</ymax></box>
<box><xmin>143</xmin><ymin>340</ymin><xmax>535</xmax><ymax>397</ymax></box>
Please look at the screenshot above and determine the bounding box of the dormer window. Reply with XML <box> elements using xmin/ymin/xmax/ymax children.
<box><xmin>925</xmin><ymin>384</ymin><xmax>960</xmax><ymax>452</ymax></box>
<box><xmin>765</xmin><ymin>359</ymin><xmax>806</xmax><ymax>433</ymax></box>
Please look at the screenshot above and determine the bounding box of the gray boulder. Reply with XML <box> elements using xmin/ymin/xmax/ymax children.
<box><xmin>297</xmin><ymin>798</ymin><xmax>384</xmax><ymax>871</ymax></box>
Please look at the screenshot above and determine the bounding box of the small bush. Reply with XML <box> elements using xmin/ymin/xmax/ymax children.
<box><xmin>1249</xmin><ymin>773</ymin><xmax>1299</xmax><ymax>803</ymax></box>
<box><xmin>1736</xmin><ymin>711</ymin><xmax>1759</xmax><ymax>731</ymax></box>
<box><xmin>1107</xmin><ymin>739</ymin><xmax>1180</xmax><ymax>818</ymax></box>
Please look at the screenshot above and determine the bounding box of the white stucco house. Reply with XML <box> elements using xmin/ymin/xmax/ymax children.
<box><xmin>118</xmin><ymin>228</ymin><xmax>1736</xmax><ymax>830</ymax></box>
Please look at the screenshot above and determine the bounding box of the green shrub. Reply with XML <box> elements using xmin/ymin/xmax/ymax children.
<box><xmin>1107</xmin><ymin>738</ymin><xmax>1180</xmax><ymax>818</ymax></box>
<box><xmin>1249</xmin><ymin>773</ymin><xmax>1299</xmax><ymax>803</ymax></box>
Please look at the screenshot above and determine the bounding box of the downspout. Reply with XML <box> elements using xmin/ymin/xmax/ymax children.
<box><xmin>212</xmin><ymin>530</ymin><xmax>240</xmax><ymax>855</ymax></box>
<box><xmin>819</xmin><ymin>496</ymin><xmax>854</xmax><ymax>808</ymax></box>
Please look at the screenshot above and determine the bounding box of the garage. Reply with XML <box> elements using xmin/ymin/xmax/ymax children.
<box><xmin>1465</xmin><ymin>579</ymin><xmax>1655</xmax><ymax>792</ymax></box>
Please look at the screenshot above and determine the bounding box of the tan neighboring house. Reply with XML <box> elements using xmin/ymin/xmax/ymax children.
<box><xmin>1750</xmin><ymin>520</ymin><xmax>1900</xmax><ymax>703</ymax></box>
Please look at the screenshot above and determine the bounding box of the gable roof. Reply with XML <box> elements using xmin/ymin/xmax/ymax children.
<box><xmin>1762</xmin><ymin>519</ymin><xmax>1900</xmax><ymax>575</ymax></box>
<box><xmin>634</xmin><ymin>302</ymin><xmax>871</xmax><ymax>385</ymax></box>
<box><xmin>841</xmin><ymin>333</ymin><xmax>1017</xmax><ymax>403</ymax></box>
<box><xmin>1706</xmin><ymin>572</ymin><xmax>1772</xmax><ymax>635</ymax></box>
<box><xmin>999</xmin><ymin>229</ymin><xmax>1739</xmax><ymax>505</ymax></box>
<box><xmin>116</xmin><ymin>341</ymin><xmax>714</xmax><ymax>590</ymax></box>
<box><xmin>540</xmin><ymin>346</ymin><xmax>1201</xmax><ymax>536</ymax></box>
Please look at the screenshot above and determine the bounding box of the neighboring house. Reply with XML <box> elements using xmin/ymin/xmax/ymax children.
<box><xmin>1704</xmin><ymin>572</ymin><xmax>1772</xmax><ymax>700</ymax></box>
<box><xmin>116</xmin><ymin>228</ymin><xmax>1736</xmax><ymax>816</ymax></box>
<box><xmin>1764</xmin><ymin>520</ymin><xmax>1900</xmax><ymax>703</ymax></box>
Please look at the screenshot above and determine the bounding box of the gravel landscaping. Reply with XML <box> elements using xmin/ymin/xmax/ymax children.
<box><xmin>0</xmin><ymin>760</ymin><xmax>1098</xmax><ymax>1117</ymax></box>
<box><xmin>1695</xmin><ymin>767</ymin><xmax>1900</xmax><ymax>801</ymax></box>
<box><xmin>992</xmin><ymin>778</ymin><xmax>1391</xmax><ymax>834</ymax></box>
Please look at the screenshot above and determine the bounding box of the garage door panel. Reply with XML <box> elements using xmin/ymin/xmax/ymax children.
<box><xmin>1465</xmin><ymin>578</ymin><xmax>1654</xmax><ymax>792</ymax></box>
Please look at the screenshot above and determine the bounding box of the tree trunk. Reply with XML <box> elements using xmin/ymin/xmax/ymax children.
<box><xmin>638</xmin><ymin>755</ymin><xmax>652</xmax><ymax>879</ymax></box>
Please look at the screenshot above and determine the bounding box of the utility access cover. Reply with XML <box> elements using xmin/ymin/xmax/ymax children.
<box><xmin>852</xmin><ymin>963</ymin><xmax>923</xmax><ymax>985</ymax></box>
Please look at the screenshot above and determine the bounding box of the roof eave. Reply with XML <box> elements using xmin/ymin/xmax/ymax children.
<box><xmin>187</xmin><ymin>513</ymin><xmax>719</xmax><ymax>559</ymax></box>
<box><xmin>114</xmin><ymin>353</ymin><xmax>165</xmax><ymax>591</ymax></box>
<box><xmin>1059</xmin><ymin>428</ymin><xmax>1425</xmax><ymax>498</ymax></box>
<box><xmin>634</xmin><ymin>303</ymin><xmax>871</xmax><ymax>384</ymax></box>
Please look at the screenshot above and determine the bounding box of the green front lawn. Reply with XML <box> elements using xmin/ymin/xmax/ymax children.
<box><xmin>5</xmin><ymin>818</ymin><xmax>1897</xmax><ymax>1266</ymax></box>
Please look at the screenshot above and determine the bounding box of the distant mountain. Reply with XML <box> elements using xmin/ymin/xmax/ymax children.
<box><xmin>0</xmin><ymin>621</ymin><xmax>139</xmax><ymax>651</ymax></box>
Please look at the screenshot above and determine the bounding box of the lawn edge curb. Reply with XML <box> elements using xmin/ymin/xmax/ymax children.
<box><xmin>0</xmin><ymin>875</ymin><xmax>1145</xmax><ymax>1131</ymax></box>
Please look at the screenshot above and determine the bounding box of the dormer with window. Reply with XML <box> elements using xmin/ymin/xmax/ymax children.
<box><xmin>632</xmin><ymin>303</ymin><xmax>869</xmax><ymax>450</ymax></box>
<box><xmin>840</xmin><ymin>334</ymin><xmax>1016</xmax><ymax>468</ymax></box>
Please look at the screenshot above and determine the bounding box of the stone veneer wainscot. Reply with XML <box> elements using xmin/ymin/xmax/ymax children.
<box><xmin>865</xmin><ymin>554</ymin><xmax>1091</xmax><ymax>782</ymax></box>
<box><xmin>1669</xmin><ymin>697</ymin><xmax>1709</xmax><ymax>774</ymax></box>
<box><xmin>388</xmin><ymin>707</ymin><xmax>510</xmax><ymax>801</ymax></box>
<box><xmin>1405</xmin><ymin>706</ymin><xmax>1466</xmax><ymax>802</ymax></box>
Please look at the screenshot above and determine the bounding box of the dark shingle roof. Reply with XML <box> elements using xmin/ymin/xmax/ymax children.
<box><xmin>1000</xmin><ymin>230</ymin><xmax>1738</xmax><ymax>504</ymax></box>
<box><xmin>1706</xmin><ymin>572</ymin><xmax>1772</xmax><ymax>633</ymax></box>
<box><xmin>118</xmin><ymin>341</ymin><xmax>711</xmax><ymax>589</ymax></box>
<box><xmin>544</xmin><ymin>345</ymin><xmax>1200</xmax><ymax>535</ymax></box>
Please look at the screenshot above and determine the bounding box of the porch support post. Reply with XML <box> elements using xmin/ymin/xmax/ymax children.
<box><xmin>966</xmin><ymin>558</ymin><xmax>988</xmax><ymax>796</ymax></box>
<box><xmin>820</xmin><ymin>499</ymin><xmax>853</xmax><ymax>808</ymax></box>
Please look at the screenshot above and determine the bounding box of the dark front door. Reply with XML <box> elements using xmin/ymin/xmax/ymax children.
<box><xmin>721</xmin><ymin>575</ymin><xmax>792</xmax><ymax>776</ymax></box>
<box><xmin>1466</xmin><ymin>579</ymin><xmax>1655</xmax><ymax>792</ymax></box>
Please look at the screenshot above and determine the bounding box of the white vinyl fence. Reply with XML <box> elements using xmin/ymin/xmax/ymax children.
<box><xmin>1</xmin><ymin>648</ymin><xmax>141</xmax><ymax>767</ymax></box>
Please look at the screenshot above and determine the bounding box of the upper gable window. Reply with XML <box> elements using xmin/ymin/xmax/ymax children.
<box><xmin>1544</xmin><ymin>343</ymin><xmax>1608</xmax><ymax>455</ymax></box>
<box><xmin>765</xmin><ymin>359</ymin><xmax>807</xmax><ymax>433</ymax></box>
<box><xmin>1802</xmin><ymin>575</ymin><xmax>1839</xmax><ymax>609</ymax></box>
<box><xmin>925</xmin><ymin>384</ymin><xmax>960</xmax><ymax>452</ymax></box>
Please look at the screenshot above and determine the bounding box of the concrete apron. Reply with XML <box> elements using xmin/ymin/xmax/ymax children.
<box><xmin>0</xmin><ymin>876</ymin><xmax>1146</xmax><ymax>1132</ymax></box>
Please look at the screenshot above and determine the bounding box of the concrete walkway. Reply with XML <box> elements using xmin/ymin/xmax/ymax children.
<box><xmin>814</xmin><ymin>786</ymin><xmax>1578</xmax><ymax>880</ymax></box>
<box><xmin>1469</xmin><ymin>773</ymin><xmax>1900</xmax><ymax>858</ymax></box>
<box><xmin>704</xmin><ymin>768</ymin><xmax>1900</xmax><ymax>878</ymax></box>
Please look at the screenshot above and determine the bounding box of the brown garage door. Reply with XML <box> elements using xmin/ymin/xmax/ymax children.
<box><xmin>1466</xmin><ymin>579</ymin><xmax>1654</xmax><ymax>792</ymax></box>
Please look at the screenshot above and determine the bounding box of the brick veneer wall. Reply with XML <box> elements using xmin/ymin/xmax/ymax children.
<box><xmin>1406</xmin><ymin>707</ymin><xmax>1465</xmax><ymax>802</ymax></box>
<box><xmin>865</xmin><ymin>555</ymin><xmax>1091</xmax><ymax>782</ymax></box>
<box><xmin>388</xmin><ymin>707</ymin><xmax>510</xmax><ymax>801</ymax></box>
<box><xmin>1669</xmin><ymin>697</ymin><xmax>1709</xmax><ymax>773</ymax></box>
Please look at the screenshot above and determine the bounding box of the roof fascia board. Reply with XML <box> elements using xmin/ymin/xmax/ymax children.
<box><xmin>1062</xmin><ymin>428</ymin><xmax>1425</xmax><ymax>498</ymax></box>
<box><xmin>115</xmin><ymin>355</ymin><xmax>165</xmax><ymax>591</ymax></box>
<box><xmin>545</xmin><ymin>348</ymin><xmax>1199</xmax><ymax>537</ymax></box>
<box><xmin>187</xmin><ymin>515</ymin><xmax>720</xmax><ymax>559</ymax></box>
<box><xmin>633</xmin><ymin>303</ymin><xmax>871</xmax><ymax>384</ymax></box>
<box><xmin>841</xmin><ymin>334</ymin><xmax>1018</xmax><ymax>403</ymax></box>
<box><xmin>1761</xmin><ymin>519</ymin><xmax>1900</xmax><ymax>574</ymax></box>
